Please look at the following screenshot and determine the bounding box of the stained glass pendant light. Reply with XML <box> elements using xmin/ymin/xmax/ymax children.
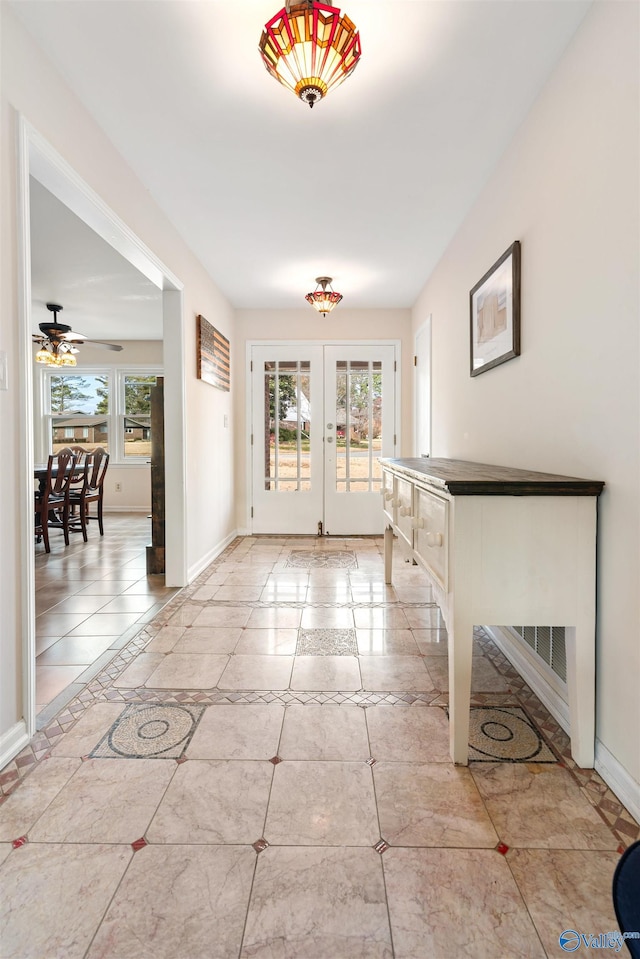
<box><xmin>259</xmin><ymin>0</ymin><xmax>361</xmax><ymax>108</ymax></box>
<box><xmin>305</xmin><ymin>277</ymin><xmax>343</xmax><ymax>315</ymax></box>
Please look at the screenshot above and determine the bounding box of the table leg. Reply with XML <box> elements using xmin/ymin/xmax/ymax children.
<box><xmin>384</xmin><ymin>524</ymin><xmax>394</xmax><ymax>585</ymax></box>
<box><xmin>449</xmin><ymin>614</ymin><xmax>474</xmax><ymax>765</ymax></box>
<box><xmin>565</xmin><ymin>622</ymin><xmax>596</xmax><ymax>768</ymax></box>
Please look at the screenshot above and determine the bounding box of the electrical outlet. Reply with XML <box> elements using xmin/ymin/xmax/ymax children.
<box><xmin>115</xmin><ymin>482</ymin><xmax>122</xmax><ymax>492</ymax></box>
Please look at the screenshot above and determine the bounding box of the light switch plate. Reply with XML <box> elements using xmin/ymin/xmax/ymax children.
<box><xmin>0</xmin><ymin>351</ymin><xmax>7</xmax><ymax>391</ymax></box>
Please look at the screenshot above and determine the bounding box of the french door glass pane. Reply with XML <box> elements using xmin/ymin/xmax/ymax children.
<box><xmin>334</xmin><ymin>360</ymin><xmax>383</xmax><ymax>492</ymax></box>
<box><xmin>264</xmin><ymin>360</ymin><xmax>311</xmax><ymax>491</ymax></box>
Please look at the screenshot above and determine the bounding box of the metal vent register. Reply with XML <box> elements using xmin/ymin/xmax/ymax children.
<box><xmin>511</xmin><ymin>626</ymin><xmax>567</xmax><ymax>683</ymax></box>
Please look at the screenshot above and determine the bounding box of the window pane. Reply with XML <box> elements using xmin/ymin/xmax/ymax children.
<box><xmin>264</xmin><ymin>360</ymin><xmax>311</xmax><ymax>492</ymax></box>
<box><xmin>123</xmin><ymin>375</ymin><xmax>155</xmax><ymax>458</ymax></box>
<box><xmin>49</xmin><ymin>374</ymin><xmax>109</xmax><ymax>415</ymax></box>
<box><xmin>52</xmin><ymin>416</ymin><xmax>108</xmax><ymax>454</ymax></box>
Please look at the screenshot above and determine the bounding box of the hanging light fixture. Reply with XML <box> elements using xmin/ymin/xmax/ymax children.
<box><xmin>34</xmin><ymin>341</ymin><xmax>78</xmax><ymax>367</ymax></box>
<box><xmin>259</xmin><ymin>0</ymin><xmax>361</xmax><ymax>108</ymax></box>
<box><xmin>305</xmin><ymin>276</ymin><xmax>343</xmax><ymax>315</ymax></box>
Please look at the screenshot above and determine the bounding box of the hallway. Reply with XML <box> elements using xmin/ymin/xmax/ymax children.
<box><xmin>0</xmin><ymin>536</ymin><xmax>637</xmax><ymax>958</ymax></box>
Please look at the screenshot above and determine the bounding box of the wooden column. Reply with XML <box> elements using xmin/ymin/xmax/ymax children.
<box><xmin>146</xmin><ymin>376</ymin><xmax>165</xmax><ymax>574</ymax></box>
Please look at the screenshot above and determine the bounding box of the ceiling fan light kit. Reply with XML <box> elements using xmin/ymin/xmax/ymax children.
<box><xmin>305</xmin><ymin>276</ymin><xmax>343</xmax><ymax>315</ymax></box>
<box><xmin>32</xmin><ymin>303</ymin><xmax>123</xmax><ymax>367</ymax></box>
<box><xmin>259</xmin><ymin>0</ymin><xmax>361</xmax><ymax>108</ymax></box>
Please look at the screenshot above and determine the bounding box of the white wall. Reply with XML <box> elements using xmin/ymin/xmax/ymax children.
<box><xmin>1</xmin><ymin>8</ymin><xmax>236</xmax><ymax>749</ymax></box>
<box><xmin>411</xmin><ymin>2</ymin><xmax>640</xmax><ymax>803</ymax></box>
<box><xmin>234</xmin><ymin>308</ymin><xmax>413</xmax><ymax>531</ymax></box>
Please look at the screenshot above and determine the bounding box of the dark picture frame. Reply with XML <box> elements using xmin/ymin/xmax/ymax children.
<box><xmin>470</xmin><ymin>241</ymin><xmax>521</xmax><ymax>377</ymax></box>
<box><xmin>197</xmin><ymin>314</ymin><xmax>230</xmax><ymax>391</ymax></box>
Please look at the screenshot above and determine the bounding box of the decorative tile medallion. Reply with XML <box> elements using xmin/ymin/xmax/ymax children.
<box><xmin>90</xmin><ymin>703</ymin><xmax>205</xmax><ymax>760</ymax></box>
<box><xmin>253</xmin><ymin>838</ymin><xmax>269</xmax><ymax>853</ymax></box>
<box><xmin>296</xmin><ymin>628</ymin><xmax>358</xmax><ymax>656</ymax></box>
<box><xmin>374</xmin><ymin>839</ymin><xmax>389</xmax><ymax>855</ymax></box>
<box><xmin>467</xmin><ymin>706</ymin><xmax>556</xmax><ymax>763</ymax></box>
<box><xmin>286</xmin><ymin>550</ymin><xmax>358</xmax><ymax>569</ymax></box>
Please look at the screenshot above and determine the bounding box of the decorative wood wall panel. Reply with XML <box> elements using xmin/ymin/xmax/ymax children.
<box><xmin>197</xmin><ymin>315</ymin><xmax>230</xmax><ymax>391</ymax></box>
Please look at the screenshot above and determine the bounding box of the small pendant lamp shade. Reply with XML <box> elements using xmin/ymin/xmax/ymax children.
<box><xmin>305</xmin><ymin>277</ymin><xmax>343</xmax><ymax>315</ymax></box>
<box><xmin>259</xmin><ymin>1</ymin><xmax>361</xmax><ymax>108</ymax></box>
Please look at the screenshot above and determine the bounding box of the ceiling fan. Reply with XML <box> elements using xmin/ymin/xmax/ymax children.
<box><xmin>32</xmin><ymin>303</ymin><xmax>123</xmax><ymax>367</ymax></box>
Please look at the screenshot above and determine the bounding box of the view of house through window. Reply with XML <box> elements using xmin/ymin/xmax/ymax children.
<box><xmin>46</xmin><ymin>370</ymin><xmax>160</xmax><ymax>462</ymax></box>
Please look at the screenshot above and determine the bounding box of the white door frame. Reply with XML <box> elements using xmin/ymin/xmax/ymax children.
<box><xmin>246</xmin><ymin>339</ymin><xmax>401</xmax><ymax>535</ymax></box>
<box><xmin>16</xmin><ymin>117</ymin><xmax>188</xmax><ymax>743</ymax></box>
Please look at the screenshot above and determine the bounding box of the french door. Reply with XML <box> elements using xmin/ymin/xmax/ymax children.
<box><xmin>251</xmin><ymin>343</ymin><xmax>397</xmax><ymax>535</ymax></box>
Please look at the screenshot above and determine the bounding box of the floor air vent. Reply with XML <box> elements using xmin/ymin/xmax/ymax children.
<box><xmin>511</xmin><ymin>626</ymin><xmax>567</xmax><ymax>683</ymax></box>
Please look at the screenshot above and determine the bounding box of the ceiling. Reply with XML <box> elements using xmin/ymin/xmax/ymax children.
<box><xmin>15</xmin><ymin>0</ymin><xmax>591</xmax><ymax>333</ymax></box>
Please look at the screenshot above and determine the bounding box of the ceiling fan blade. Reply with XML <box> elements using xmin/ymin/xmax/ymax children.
<box><xmin>74</xmin><ymin>339</ymin><xmax>123</xmax><ymax>351</ymax></box>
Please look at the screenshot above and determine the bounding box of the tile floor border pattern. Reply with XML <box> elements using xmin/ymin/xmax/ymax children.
<box><xmin>2</xmin><ymin>536</ymin><xmax>638</xmax><ymax>851</ymax></box>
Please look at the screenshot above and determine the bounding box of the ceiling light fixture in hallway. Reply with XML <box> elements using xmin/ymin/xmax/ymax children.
<box><xmin>259</xmin><ymin>0</ymin><xmax>362</xmax><ymax>108</ymax></box>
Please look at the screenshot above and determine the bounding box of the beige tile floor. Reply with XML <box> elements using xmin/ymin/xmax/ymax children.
<box><xmin>1</xmin><ymin>534</ymin><xmax>638</xmax><ymax>959</ymax></box>
<box><xmin>34</xmin><ymin>513</ymin><xmax>179</xmax><ymax>723</ymax></box>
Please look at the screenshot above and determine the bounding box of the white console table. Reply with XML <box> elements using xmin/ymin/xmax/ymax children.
<box><xmin>380</xmin><ymin>458</ymin><xmax>604</xmax><ymax>768</ymax></box>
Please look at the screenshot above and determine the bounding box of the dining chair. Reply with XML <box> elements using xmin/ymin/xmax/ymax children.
<box><xmin>69</xmin><ymin>445</ymin><xmax>88</xmax><ymax>465</ymax></box>
<box><xmin>67</xmin><ymin>446</ymin><xmax>110</xmax><ymax>536</ymax></box>
<box><xmin>34</xmin><ymin>447</ymin><xmax>77</xmax><ymax>552</ymax></box>
<box><xmin>66</xmin><ymin>451</ymin><xmax>95</xmax><ymax>542</ymax></box>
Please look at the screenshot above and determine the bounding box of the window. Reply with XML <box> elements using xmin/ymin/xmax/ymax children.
<box><xmin>43</xmin><ymin>368</ymin><xmax>161</xmax><ymax>464</ymax></box>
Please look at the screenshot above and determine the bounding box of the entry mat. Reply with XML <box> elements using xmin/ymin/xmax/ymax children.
<box><xmin>466</xmin><ymin>706</ymin><xmax>556</xmax><ymax>763</ymax></box>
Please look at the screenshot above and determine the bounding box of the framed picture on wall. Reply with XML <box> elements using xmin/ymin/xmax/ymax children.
<box><xmin>470</xmin><ymin>240</ymin><xmax>521</xmax><ymax>376</ymax></box>
<box><xmin>197</xmin><ymin>315</ymin><xmax>230</xmax><ymax>391</ymax></box>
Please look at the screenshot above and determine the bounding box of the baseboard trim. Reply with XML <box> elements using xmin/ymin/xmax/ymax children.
<box><xmin>187</xmin><ymin>529</ymin><xmax>239</xmax><ymax>583</ymax></box>
<box><xmin>483</xmin><ymin>625</ymin><xmax>570</xmax><ymax>734</ymax></box>
<box><xmin>0</xmin><ymin>720</ymin><xmax>30</xmax><ymax>772</ymax></box>
<box><xmin>595</xmin><ymin>739</ymin><xmax>640</xmax><ymax>827</ymax></box>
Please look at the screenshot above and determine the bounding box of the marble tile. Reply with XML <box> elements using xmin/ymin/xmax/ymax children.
<box><xmin>413</xmin><ymin>629</ymin><xmax>449</xmax><ymax>655</ymax></box>
<box><xmin>225</xmin><ymin>569</ymin><xmax>271</xmax><ymax>585</ymax></box>
<box><xmin>234</xmin><ymin>628</ymin><xmax>298</xmax><ymax>655</ymax></box>
<box><xmin>0</xmin><ymin>842</ymin><xmax>131</xmax><ymax>959</ymax></box>
<box><xmin>0</xmin><ymin>758</ymin><xmax>80</xmax><ymax>840</ymax></box>
<box><xmin>356</xmin><ymin>629</ymin><xmax>421</xmax><ymax>656</ymax></box>
<box><xmin>113</xmin><ymin>652</ymin><xmax>165</xmax><ymax>688</ymax></box>
<box><xmin>241</xmin><ymin>846</ymin><xmax>392</xmax><ymax>958</ymax></box>
<box><xmin>218</xmin><ymin>655</ymin><xmax>294</xmax><ymax>690</ymax></box>
<box><xmin>29</xmin><ymin>759</ymin><xmax>175</xmax><ymax>843</ymax></box>
<box><xmin>392</xmin><ymin>586</ymin><xmax>435</xmax><ymax>603</ymax></box>
<box><xmin>260</xmin><ymin>584</ymin><xmax>308</xmax><ymax>602</ymax></box>
<box><xmin>0</xmin><ymin>844</ymin><xmax>11</xmax><ymax>867</ymax></box>
<box><xmin>35</xmin><ymin>612</ymin><xmax>91</xmax><ymax>636</ymax></box>
<box><xmin>187</xmin><ymin>705</ymin><xmax>285</xmax><ymax>759</ymax></box>
<box><xmin>290</xmin><ymin>655</ymin><xmax>362</xmax><ymax>691</ymax></box>
<box><xmin>192</xmin><ymin>605</ymin><xmax>252</xmax><ymax>628</ymax></box>
<box><xmin>308</xmin><ymin>569</ymin><xmax>351</xmax><ymax>584</ymax></box>
<box><xmin>66</xmin><ymin>612</ymin><xmax>142</xmax><ymax>637</ymax></box>
<box><xmin>353</xmin><ymin>607</ymin><xmax>410</xmax><ymax>629</ymax></box>
<box><xmin>471</xmin><ymin>764</ymin><xmax>619</xmax><ymax>849</ymax></box>
<box><xmin>98</xmin><ymin>594</ymin><xmax>159</xmax><ymax>614</ymax></box>
<box><xmin>36</xmin><ymin>633</ymin><xmax>116</xmax><ymax>665</ymax></box>
<box><xmin>146</xmin><ymin>653</ymin><xmax>230</xmax><ymax>689</ymax></box>
<box><xmin>359</xmin><ymin>655</ymin><xmax>434</xmax><ymax>691</ymax></box>
<box><xmin>45</xmin><ymin>594</ymin><xmax>111</xmax><ymax>615</ymax></box>
<box><xmin>374</xmin><ymin>762</ymin><xmax>499</xmax><ymax>847</ymax></box>
<box><xmin>212</xmin><ymin>585</ymin><xmax>265</xmax><ymax>602</ymax></box>
<box><xmin>404</xmin><ymin>607</ymin><xmax>445</xmax><ymax>629</ymax></box>
<box><xmin>144</xmin><ymin>625</ymin><xmax>186</xmax><ymax>652</ymax></box>
<box><xmin>384</xmin><ymin>848</ymin><xmax>545</xmax><ymax>959</ymax></box>
<box><xmin>306</xmin><ymin>586</ymin><xmax>353</xmax><ymax>603</ymax></box>
<box><xmin>301</xmin><ymin>607</ymin><xmax>355</xmax><ymax>629</ymax></box>
<box><xmin>350</xmin><ymin>584</ymin><xmax>398</xmax><ymax>602</ymax></box>
<box><xmin>147</xmin><ymin>760</ymin><xmax>272</xmax><ymax>843</ymax></box>
<box><xmin>265</xmin><ymin>761</ymin><xmax>378</xmax><ymax>845</ymax></box>
<box><xmin>366</xmin><ymin>706</ymin><xmax>450</xmax><ymax>762</ymax></box>
<box><xmin>88</xmin><ymin>845</ymin><xmax>256</xmax><ymax>959</ymax></box>
<box><xmin>173</xmin><ymin>626</ymin><xmax>242</xmax><ymax>654</ymax></box>
<box><xmin>35</xmin><ymin>664</ymin><xmax>87</xmax><ymax>704</ymax></box>
<box><xmin>51</xmin><ymin>703</ymin><xmax>125</xmax><ymax>757</ymax></box>
<box><xmin>507</xmin><ymin>849</ymin><xmax>622</xmax><ymax>959</ymax></box>
<box><xmin>279</xmin><ymin>705</ymin><xmax>370</xmax><ymax>760</ymax></box>
<box><xmin>246</xmin><ymin>607</ymin><xmax>302</xmax><ymax>629</ymax></box>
